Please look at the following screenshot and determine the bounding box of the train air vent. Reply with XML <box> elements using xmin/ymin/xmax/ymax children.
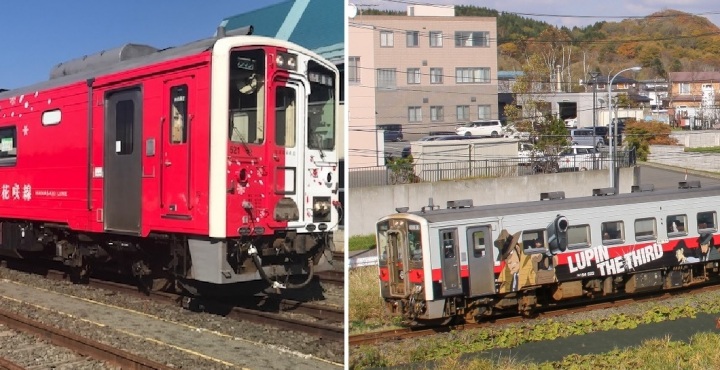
<box><xmin>540</xmin><ymin>191</ymin><xmax>565</xmax><ymax>201</ymax></box>
<box><xmin>447</xmin><ymin>199</ymin><xmax>473</xmax><ymax>209</ymax></box>
<box><xmin>395</xmin><ymin>207</ymin><xmax>409</xmax><ymax>213</ymax></box>
<box><xmin>49</xmin><ymin>44</ymin><xmax>159</xmax><ymax>80</ymax></box>
<box><xmin>592</xmin><ymin>187</ymin><xmax>616</xmax><ymax>196</ymax></box>
<box><xmin>631</xmin><ymin>184</ymin><xmax>655</xmax><ymax>193</ymax></box>
<box><xmin>679</xmin><ymin>181</ymin><xmax>701</xmax><ymax>189</ymax></box>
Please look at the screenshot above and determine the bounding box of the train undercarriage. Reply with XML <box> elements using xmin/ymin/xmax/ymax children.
<box><xmin>0</xmin><ymin>220</ymin><xmax>333</xmax><ymax>296</ymax></box>
<box><xmin>389</xmin><ymin>261</ymin><xmax>720</xmax><ymax>326</ymax></box>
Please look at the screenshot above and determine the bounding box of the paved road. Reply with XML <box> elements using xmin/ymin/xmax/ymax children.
<box><xmin>637</xmin><ymin>162</ymin><xmax>720</xmax><ymax>190</ymax></box>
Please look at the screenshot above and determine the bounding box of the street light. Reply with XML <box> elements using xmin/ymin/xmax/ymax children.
<box><xmin>590</xmin><ymin>71</ymin><xmax>600</xmax><ymax>170</ymax></box>
<box><xmin>608</xmin><ymin>66</ymin><xmax>642</xmax><ymax>191</ymax></box>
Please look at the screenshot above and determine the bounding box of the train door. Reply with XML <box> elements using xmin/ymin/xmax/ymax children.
<box><xmin>104</xmin><ymin>88</ymin><xmax>143</xmax><ymax>233</ymax></box>
<box><xmin>387</xmin><ymin>229</ymin><xmax>408</xmax><ymax>296</ymax></box>
<box><xmin>273</xmin><ymin>79</ymin><xmax>305</xmax><ymax>227</ymax></box>
<box><xmin>466</xmin><ymin>226</ymin><xmax>496</xmax><ymax>296</ymax></box>
<box><xmin>160</xmin><ymin>79</ymin><xmax>194</xmax><ymax>217</ymax></box>
<box><xmin>440</xmin><ymin>228</ymin><xmax>463</xmax><ymax>296</ymax></box>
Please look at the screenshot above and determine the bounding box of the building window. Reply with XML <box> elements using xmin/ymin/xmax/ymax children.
<box><xmin>408</xmin><ymin>106</ymin><xmax>422</xmax><ymax>122</ymax></box>
<box><xmin>349</xmin><ymin>56</ymin><xmax>360</xmax><ymax>84</ymax></box>
<box><xmin>477</xmin><ymin>105</ymin><xmax>491</xmax><ymax>119</ymax></box>
<box><xmin>380</xmin><ymin>30</ymin><xmax>394</xmax><ymax>47</ymax></box>
<box><xmin>429</xmin><ymin>31</ymin><xmax>443</xmax><ymax>47</ymax></box>
<box><xmin>430</xmin><ymin>106</ymin><xmax>444</xmax><ymax>122</ymax></box>
<box><xmin>0</xmin><ymin>126</ymin><xmax>17</xmax><ymax>167</ymax></box>
<box><xmin>679</xmin><ymin>83</ymin><xmax>690</xmax><ymax>94</ymax></box>
<box><xmin>406</xmin><ymin>31</ymin><xmax>419</xmax><ymax>47</ymax></box>
<box><xmin>455</xmin><ymin>31</ymin><xmax>490</xmax><ymax>47</ymax></box>
<box><xmin>457</xmin><ymin>105</ymin><xmax>469</xmax><ymax>121</ymax></box>
<box><xmin>430</xmin><ymin>68</ymin><xmax>443</xmax><ymax>84</ymax></box>
<box><xmin>407</xmin><ymin>68</ymin><xmax>421</xmax><ymax>84</ymax></box>
<box><xmin>456</xmin><ymin>67</ymin><xmax>490</xmax><ymax>84</ymax></box>
<box><xmin>376</xmin><ymin>68</ymin><xmax>397</xmax><ymax>89</ymax></box>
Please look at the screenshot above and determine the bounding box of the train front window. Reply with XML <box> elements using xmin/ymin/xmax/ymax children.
<box><xmin>377</xmin><ymin>221</ymin><xmax>389</xmax><ymax>264</ymax></box>
<box><xmin>408</xmin><ymin>222</ymin><xmax>422</xmax><ymax>261</ymax></box>
<box><xmin>307</xmin><ymin>60</ymin><xmax>336</xmax><ymax>151</ymax></box>
<box><xmin>229</xmin><ymin>49</ymin><xmax>266</xmax><ymax>145</ymax></box>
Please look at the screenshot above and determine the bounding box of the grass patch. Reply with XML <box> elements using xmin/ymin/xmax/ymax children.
<box><xmin>350</xmin><ymin>291</ymin><xmax>720</xmax><ymax>368</ymax></box>
<box><xmin>349</xmin><ymin>234</ymin><xmax>375</xmax><ymax>252</ymax></box>
<box><xmin>349</xmin><ymin>266</ymin><xmax>403</xmax><ymax>333</ymax></box>
<box><xmin>685</xmin><ymin>146</ymin><xmax>720</xmax><ymax>154</ymax></box>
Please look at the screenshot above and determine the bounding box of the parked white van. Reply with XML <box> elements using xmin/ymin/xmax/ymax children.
<box><xmin>455</xmin><ymin>120</ymin><xmax>504</xmax><ymax>137</ymax></box>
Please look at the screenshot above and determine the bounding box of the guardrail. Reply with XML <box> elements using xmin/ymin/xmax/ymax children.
<box><xmin>349</xmin><ymin>149</ymin><xmax>635</xmax><ymax>188</ymax></box>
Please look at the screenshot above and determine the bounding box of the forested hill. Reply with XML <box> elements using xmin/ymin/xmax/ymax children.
<box><xmin>363</xmin><ymin>6</ymin><xmax>720</xmax><ymax>80</ymax></box>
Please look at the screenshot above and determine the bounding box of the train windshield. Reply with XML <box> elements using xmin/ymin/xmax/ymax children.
<box><xmin>377</xmin><ymin>221</ymin><xmax>389</xmax><ymax>264</ymax></box>
<box><xmin>307</xmin><ymin>60</ymin><xmax>336</xmax><ymax>151</ymax></box>
<box><xmin>228</xmin><ymin>49</ymin><xmax>266</xmax><ymax>145</ymax></box>
<box><xmin>408</xmin><ymin>221</ymin><xmax>422</xmax><ymax>261</ymax></box>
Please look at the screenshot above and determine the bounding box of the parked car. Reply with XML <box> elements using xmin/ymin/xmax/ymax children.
<box><xmin>378</xmin><ymin>123</ymin><xmax>403</xmax><ymax>142</ymax></box>
<box><xmin>518</xmin><ymin>142</ymin><xmax>543</xmax><ymax>165</ymax></box>
<box><xmin>455</xmin><ymin>120</ymin><xmax>504</xmax><ymax>137</ymax></box>
<box><xmin>564</xmin><ymin>117</ymin><xmax>578</xmax><ymax>128</ymax></box>
<box><xmin>570</xmin><ymin>128</ymin><xmax>605</xmax><ymax>148</ymax></box>
<box><xmin>581</xmin><ymin>126</ymin><xmax>621</xmax><ymax>146</ymax></box>
<box><xmin>532</xmin><ymin>145</ymin><xmax>600</xmax><ymax>173</ymax></box>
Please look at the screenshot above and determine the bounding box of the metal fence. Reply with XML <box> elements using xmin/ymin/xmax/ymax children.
<box><xmin>349</xmin><ymin>149</ymin><xmax>636</xmax><ymax>188</ymax></box>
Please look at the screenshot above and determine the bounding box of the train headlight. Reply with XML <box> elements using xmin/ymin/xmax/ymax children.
<box><xmin>312</xmin><ymin>197</ymin><xmax>331</xmax><ymax>222</ymax></box>
<box><xmin>276</xmin><ymin>52</ymin><xmax>298</xmax><ymax>71</ymax></box>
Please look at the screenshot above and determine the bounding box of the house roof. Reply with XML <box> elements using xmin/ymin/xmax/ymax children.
<box><xmin>220</xmin><ymin>0</ymin><xmax>344</xmax><ymax>64</ymax></box>
<box><xmin>669</xmin><ymin>72</ymin><xmax>720</xmax><ymax>82</ymax></box>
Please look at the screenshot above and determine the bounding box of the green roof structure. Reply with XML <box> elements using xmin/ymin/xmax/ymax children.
<box><xmin>220</xmin><ymin>0</ymin><xmax>344</xmax><ymax>65</ymax></box>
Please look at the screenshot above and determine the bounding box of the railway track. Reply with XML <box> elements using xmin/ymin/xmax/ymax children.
<box><xmin>0</xmin><ymin>308</ymin><xmax>172</xmax><ymax>369</ymax></box>
<box><xmin>350</xmin><ymin>283</ymin><xmax>720</xmax><ymax>346</ymax></box>
<box><xmin>3</xmin><ymin>260</ymin><xmax>344</xmax><ymax>344</ymax></box>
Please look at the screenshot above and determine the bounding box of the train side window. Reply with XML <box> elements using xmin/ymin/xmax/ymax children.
<box><xmin>169</xmin><ymin>85</ymin><xmax>188</xmax><ymax>144</ymax></box>
<box><xmin>667</xmin><ymin>214</ymin><xmax>688</xmax><ymax>237</ymax></box>
<box><xmin>440</xmin><ymin>229</ymin><xmax>456</xmax><ymax>259</ymax></box>
<box><xmin>115</xmin><ymin>100</ymin><xmax>135</xmax><ymax>155</ymax></box>
<box><xmin>41</xmin><ymin>109</ymin><xmax>61</xmax><ymax>126</ymax></box>
<box><xmin>0</xmin><ymin>126</ymin><xmax>17</xmax><ymax>167</ymax></box>
<box><xmin>567</xmin><ymin>224</ymin><xmax>591</xmax><ymax>250</ymax></box>
<box><xmin>634</xmin><ymin>217</ymin><xmax>657</xmax><ymax>241</ymax></box>
<box><xmin>697</xmin><ymin>211</ymin><xmax>717</xmax><ymax>233</ymax></box>
<box><xmin>521</xmin><ymin>229</ymin><xmax>546</xmax><ymax>253</ymax></box>
<box><xmin>601</xmin><ymin>221</ymin><xmax>624</xmax><ymax>245</ymax></box>
<box><xmin>377</xmin><ymin>222</ymin><xmax>389</xmax><ymax>264</ymax></box>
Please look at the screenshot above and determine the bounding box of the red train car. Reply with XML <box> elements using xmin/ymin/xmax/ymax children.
<box><xmin>0</xmin><ymin>26</ymin><xmax>341</xmax><ymax>292</ymax></box>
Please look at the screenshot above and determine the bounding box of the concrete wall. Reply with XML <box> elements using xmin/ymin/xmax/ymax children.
<box><xmin>348</xmin><ymin>167</ymin><xmax>636</xmax><ymax>235</ymax></box>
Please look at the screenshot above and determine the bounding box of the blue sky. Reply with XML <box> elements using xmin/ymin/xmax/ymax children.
<box><xmin>0</xmin><ymin>1</ymin><xmax>285</xmax><ymax>89</ymax></box>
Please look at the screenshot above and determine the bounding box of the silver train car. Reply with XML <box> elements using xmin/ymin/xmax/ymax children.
<box><xmin>376</xmin><ymin>182</ymin><xmax>720</xmax><ymax>323</ymax></box>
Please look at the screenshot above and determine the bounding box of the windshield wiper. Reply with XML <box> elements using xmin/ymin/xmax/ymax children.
<box><xmin>232</xmin><ymin>127</ymin><xmax>253</xmax><ymax>156</ymax></box>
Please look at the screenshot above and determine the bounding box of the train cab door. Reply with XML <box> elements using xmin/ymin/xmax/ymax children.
<box><xmin>160</xmin><ymin>79</ymin><xmax>194</xmax><ymax>218</ymax></box>
<box><xmin>387</xmin><ymin>229</ymin><xmax>408</xmax><ymax>296</ymax></box>
<box><xmin>439</xmin><ymin>228</ymin><xmax>463</xmax><ymax>296</ymax></box>
<box><xmin>466</xmin><ymin>225</ymin><xmax>496</xmax><ymax>296</ymax></box>
<box><xmin>272</xmin><ymin>79</ymin><xmax>305</xmax><ymax>227</ymax></box>
<box><xmin>104</xmin><ymin>88</ymin><xmax>143</xmax><ymax>234</ymax></box>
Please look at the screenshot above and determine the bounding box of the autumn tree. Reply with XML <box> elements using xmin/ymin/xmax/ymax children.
<box><xmin>624</xmin><ymin>120</ymin><xmax>678</xmax><ymax>161</ymax></box>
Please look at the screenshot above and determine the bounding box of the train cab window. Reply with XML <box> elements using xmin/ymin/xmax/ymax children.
<box><xmin>567</xmin><ymin>225</ymin><xmax>591</xmax><ymax>250</ymax></box>
<box><xmin>601</xmin><ymin>221</ymin><xmax>624</xmax><ymax>245</ymax></box>
<box><xmin>408</xmin><ymin>222</ymin><xmax>422</xmax><ymax>261</ymax></box>
<box><xmin>377</xmin><ymin>222</ymin><xmax>389</xmax><ymax>264</ymax></box>
<box><xmin>307</xmin><ymin>60</ymin><xmax>336</xmax><ymax>151</ymax></box>
<box><xmin>229</xmin><ymin>49</ymin><xmax>265</xmax><ymax>145</ymax></box>
<box><xmin>521</xmin><ymin>229</ymin><xmax>546</xmax><ymax>254</ymax></box>
<box><xmin>634</xmin><ymin>218</ymin><xmax>657</xmax><ymax>241</ymax></box>
<box><xmin>697</xmin><ymin>211</ymin><xmax>717</xmax><ymax>233</ymax></box>
<box><xmin>170</xmin><ymin>85</ymin><xmax>188</xmax><ymax>144</ymax></box>
<box><xmin>275</xmin><ymin>86</ymin><xmax>297</xmax><ymax>148</ymax></box>
<box><xmin>667</xmin><ymin>214</ymin><xmax>688</xmax><ymax>237</ymax></box>
<box><xmin>0</xmin><ymin>126</ymin><xmax>17</xmax><ymax>166</ymax></box>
